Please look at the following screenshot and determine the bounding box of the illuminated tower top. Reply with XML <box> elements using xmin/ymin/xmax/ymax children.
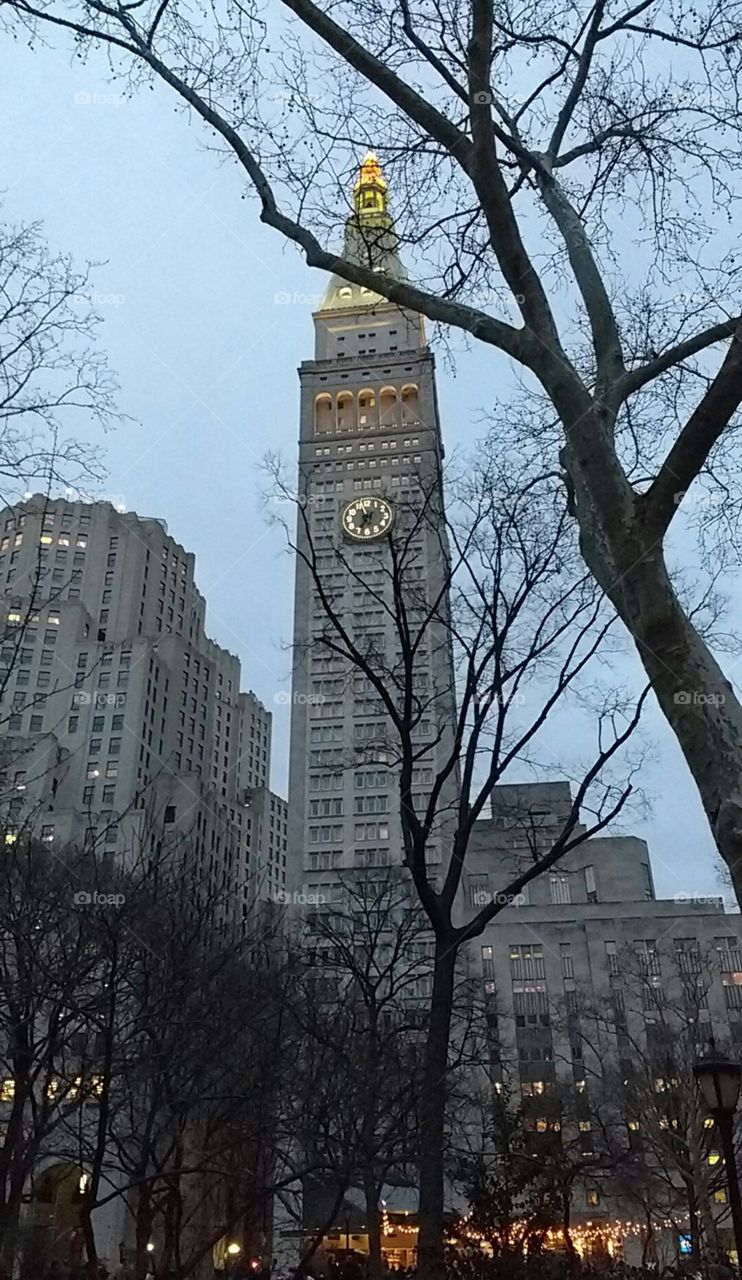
<box><xmin>319</xmin><ymin>151</ymin><xmax>408</xmax><ymax>313</ymax></box>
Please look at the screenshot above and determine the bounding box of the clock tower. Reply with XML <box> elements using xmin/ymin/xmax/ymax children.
<box><xmin>286</xmin><ymin>153</ymin><xmax>453</xmax><ymax>906</ymax></box>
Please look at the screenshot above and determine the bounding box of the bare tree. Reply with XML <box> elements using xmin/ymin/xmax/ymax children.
<box><xmin>0</xmin><ymin>215</ymin><xmax>118</xmax><ymax>498</ymax></box>
<box><xmin>288</xmin><ymin>871</ymin><xmax>430</xmax><ymax>1280</ymax></box>
<box><xmin>4</xmin><ymin>0</ymin><xmax>742</xmax><ymax>888</ymax></box>
<box><xmin>573</xmin><ymin>939</ymin><xmax>737</xmax><ymax>1265</ymax></box>
<box><xmin>267</xmin><ymin>456</ymin><xmax>644</xmax><ymax>1277</ymax></box>
<box><xmin>0</xmin><ymin>835</ymin><xmax>112</xmax><ymax>1273</ymax></box>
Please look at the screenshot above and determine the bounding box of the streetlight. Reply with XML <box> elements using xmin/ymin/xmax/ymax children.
<box><xmin>694</xmin><ymin>1051</ymin><xmax>742</xmax><ymax>1265</ymax></box>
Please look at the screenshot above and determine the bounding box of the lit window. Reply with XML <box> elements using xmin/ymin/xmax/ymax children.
<box><xmin>0</xmin><ymin>1080</ymin><xmax>15</xmax><ymax>1102</ymax></box>
<box><xmin>40</xmin><ymin>534</ymin><xmax>53</xmax><ymax>546</ymax></box>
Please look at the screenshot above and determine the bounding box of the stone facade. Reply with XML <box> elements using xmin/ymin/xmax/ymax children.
<box><xmin>0</xmin><ymin>494</ymin><xmax>286</xmax><ymax>908</ymax></box>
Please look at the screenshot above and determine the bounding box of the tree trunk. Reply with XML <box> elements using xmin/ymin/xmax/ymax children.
<box><xmin>568</xmin><ymin>430</ymin><xmax>742</xmax><ymax>903</ymax></box>
<box><xmin>363</xmin><ymin>1173</ymin><xmax>382</xmax><ymax>1280</ymax></box>
<box><xmin>416</xmin><ymin>938</ymin><xmax>456</xmax><ymax>1280</ymax></box>
<box><xmin>135</xmin><ymin>1190</ymin><xmax>154</xmax><ymax>1280</ymax></box>
<box><xmin>684</xmin><ymin>1181</ymin><xmax>701</xmax><ymax>1261</ymax></box>
<box><xmin>561</xmin><ymin>1188</ymin><xmax>577</xmax><ymax>1262</ymax></box>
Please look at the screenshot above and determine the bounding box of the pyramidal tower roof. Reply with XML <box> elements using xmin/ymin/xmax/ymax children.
<box><xmin>319</xmin><ymin>151</ymin><xmax>408</xmax><ymax>312</ymax></box>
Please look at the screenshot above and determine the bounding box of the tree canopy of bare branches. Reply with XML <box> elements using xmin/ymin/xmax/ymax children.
<box><xmin>3</xmin><ymin>0</ymin><xmax>741</xmax><ymax>897</ymax></box>
<box><xmin>269</xmin><ymin>451</ymin><xmax>644</xmax><ymax>1277</ymax></box>
<box><xmin>0</xmin><ymin>215</ymin><xmax>119</xmax><ymax>500</ymax></box>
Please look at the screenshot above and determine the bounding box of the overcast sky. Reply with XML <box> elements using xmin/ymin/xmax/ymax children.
<box><xmin>0</xmin><ymin>36</ymin><xmax>733</xmax><ymax>905</ymax></box>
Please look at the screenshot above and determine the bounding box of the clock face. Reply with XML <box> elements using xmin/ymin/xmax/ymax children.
<box><xmin>341</xmin><ymin>496</ymin><xmax>394</xmax><ymax>541</ymax></box>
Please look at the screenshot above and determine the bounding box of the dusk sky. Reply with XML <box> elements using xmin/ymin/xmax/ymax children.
<box><xmin>1</xmin><ymin>35</ymin><xmax>733</xmax><ymax>904</ymax></box>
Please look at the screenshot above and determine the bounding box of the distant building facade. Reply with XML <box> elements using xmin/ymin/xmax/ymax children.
<box><xmin>464</xmin><ymin>781</ymin><xmax>740</xmax><ymax>1264</ymax></box>
<box><xmin>0</xmin><ymin>494</ymin><xmax>286</xmax><ymax>911</ymax></box>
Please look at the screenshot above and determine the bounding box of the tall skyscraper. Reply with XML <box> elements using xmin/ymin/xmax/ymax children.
<box><xmin>287</xmin><ymin>153</ymin><xmax>456</xmax><ymax>907</ymax></box>
<box><xmin>0</xmin><ymin>496</ymin><xmax>286</xmax><ymax>914</ymax></box>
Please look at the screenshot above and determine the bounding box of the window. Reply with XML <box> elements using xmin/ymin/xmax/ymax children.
<box><xmin>468</xmin><ymin>873</ymin><xmax>489</xmax><ymax>909</ymax></box>
<box><xmin>560</xmin><ymin>944</ymin><xmax>574</xmax><ymax>978</ymax></box>
<box><xmin>585</xmin><ymin>1187</ymin><xmax>600</xmax><ymax>1207</ymax></box>
<box><xmin>105</xmin><ymin>761</ymin><xmax>118</xmax><ymax>778</ymax></box>
<box><xmin>605</xmin><ymin>940</ymin><xmax>619</xmax><ymax>976</ymax></box>
<box><xmin>86</xmin><ymin>762</ymin><xmax>100</xmax><ymax>779</ymax></box>
<box><xmin>635</xmin><ymin>938</ymin><xmax>661</xmax><ymax>975</ymax></box>
<box><xmin>29</xmin><ymin>715</ymin><xmax>43</xmax><ymax>732</ymax></box>
<box><xmin>550</xmin><ymin>873</ymin><xmax>571</xmax><ymax>904</ymax></box>
<box><xmin>584</xmin><ymin>865</ymin><xmax>597</xmax><ymax>902</ymax></box>
<box><xmin>641</xmin><ymin>861</ymin><xmax>654</xmax><ymax>899</ymax></box>
<box><xmin>510</xmin><ymin>944</ymin><xmax>545</xmax><ymax>980</ymax></box>
<box><xmin>164</xmin><ymin>805</ymin><xmax>176</xmax><ymax>824</ymax></box>
<box><xmin>68</xmin><ymin>715</ymin><xmax>79</xmax><ymax>733</ymax></box>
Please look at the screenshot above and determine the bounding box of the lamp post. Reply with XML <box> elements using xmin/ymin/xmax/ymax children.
<box><xmin>694</xmin><ymin>1051</ymin><xmax>742</xmax><ymax>1266</ymax></box>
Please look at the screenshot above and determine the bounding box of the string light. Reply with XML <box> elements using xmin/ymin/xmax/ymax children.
<box><xmin>450</xmin><ymin>1216</ymin><xmax>689</xmax><ymax>1259</ymax></box>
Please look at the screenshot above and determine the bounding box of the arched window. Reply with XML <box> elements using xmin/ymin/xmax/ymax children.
<box><xmin>338</xmin><ymin>286</ymin><xmax>353</xmax><ymax>300</ymax></box>
<box><xmin>337</xmin><ymin>391</ymin><xmax>354</xmax><ymax>431</ymax></box>
<box><xmin>401</xmin><ymin>384</ymin><xmax>419</xmax><ymax>420</ymax></box>
<box><xmin>358</xmin><ymin>388</ymin><xmax>377</xmax><ymax>429</ymax></box>
<box><xmin>314</xmin><ymin>394</ymin><xmax>333</xmax><ymax>435</ymax></box>
<box><xmin>379</xmin><ymin>386</ymin><xmax>398</xmax><ymax>425</ymax></box>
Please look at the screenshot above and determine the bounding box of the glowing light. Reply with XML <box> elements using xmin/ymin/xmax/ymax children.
<box><xmin>227</xmin><ymin>1244</ymin><xmax>241</xmax><ymax>1257</ymax></box>
<box><xmin>146</xmin><ymin>1243</ymin><xmax>155</xmax><ymax>1253</ymax></box>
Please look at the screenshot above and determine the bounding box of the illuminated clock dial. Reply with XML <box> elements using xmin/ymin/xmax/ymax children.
<box><xmin>341</xmin><ymin>496</ymin><xmax>394</xmax><ymax>541</ymax></box>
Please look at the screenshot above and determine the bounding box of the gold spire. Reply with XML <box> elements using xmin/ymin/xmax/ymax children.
<box><xmin>353</xmin><ymin>149</ymin><xmax>388</xmax><ymax>218</ymax></box>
